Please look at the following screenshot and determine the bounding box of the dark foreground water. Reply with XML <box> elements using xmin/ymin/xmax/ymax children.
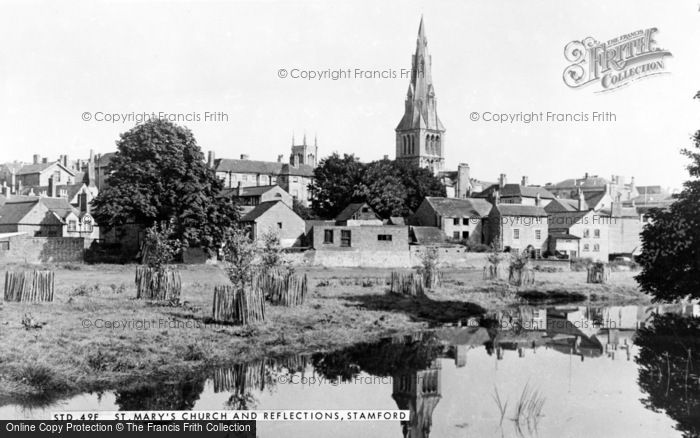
<box><xmin>2</xmin><ymin>303</ymin><xmax>700</xmax><ymax>438</ymax></box>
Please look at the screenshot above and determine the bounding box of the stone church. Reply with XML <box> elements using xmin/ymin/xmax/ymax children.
<box><xmin>395</xmin><ymin>18</ymin><xmax>480</xmax><ymax>199</ymax></box>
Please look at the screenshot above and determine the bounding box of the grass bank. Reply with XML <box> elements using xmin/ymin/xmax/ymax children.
<box><xmin>0</xmin><ymin>264</ymin><xmax>648</xmax><ymax>406</ymax></box>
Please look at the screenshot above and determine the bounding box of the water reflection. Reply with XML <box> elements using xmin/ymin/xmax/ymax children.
<box><xmin>2</xmin><ymin>303</ymin><xmax>699</xmax><ymax>438</ymax></box>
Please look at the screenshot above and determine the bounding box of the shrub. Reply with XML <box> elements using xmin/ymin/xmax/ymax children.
<box><xmin>570</xmin><ymin>257</ymin><xmax>594</xmax><ymax>272</ymax></box>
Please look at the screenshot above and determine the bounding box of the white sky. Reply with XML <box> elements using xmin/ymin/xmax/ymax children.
<box><xmin>1</xmin><ymin>0</ymin><xmax>699</xmax><ymax>189</ymax></box>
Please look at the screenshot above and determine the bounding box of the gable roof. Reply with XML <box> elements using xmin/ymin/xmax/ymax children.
<box><xmin>545</xmin><ymin>198</ymin><xmax>577</xmax><ymax>213</ymax></box>
<box><xmin>493</xmin><ymin>204</ymin><xmax>548</xmax><ymax>217</ymax></box>
<box><xmin>475</xmin><ymin>184</ymin><xmax>555</xmax><ymax>200</ymax></box>
<box><xmin>214</xmin><ymin>159</ymin><xmax>314</xmax><ymax>177</ymax></box>
<box><xmin>20</xmin><ymin>183</ymin><xmax>86</xmax><ymax>201</ymax></box>
<box><xmin>17</xmin><ymin>161</ymin><xmax>75</xmax><ymax>177</ymax></box>
<box><xmin>335</xmin><ymin>202</ymin><xmax>380</xmax><ymax>222</ymax></box>
<box><xmin>583</xmin><ymin>191</ymin><xmax>608</xmax><ymax>208</ymax></box>
<box><xmin>239</xmin><ymin>200</ymin><xmax>290</xmax><ymax>222</ymax></box>
<box><xmin>0</xmin><ymin>200</ymin><xmax>39</xmax><ymax>225</ymax></box>
<box><xmin>424</xmin><ymin>197</ymin><xmax>493</xmax><ymax>218</ymax></box>
<box><xmin>411</xmin><ymin>226</ymin><xmax>447</xmax><ymax>245</ymax></box>
<box><xmin>39</xmin><ymin>197</ymin><xmax>76</xmax><ymax>219</ymax></box>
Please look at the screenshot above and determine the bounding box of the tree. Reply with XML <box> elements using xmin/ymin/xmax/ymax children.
<box><xmin>309</xmin><ymin>154</ymin><xmax>445</xmax><ymax>219</ymax></box>
<box><xmin>309</xmin><ymin>153</ymin><xmax>365</xmax><ymax>218</ymax></box>
<box><xmin>91</xmin><ymin>119</ymin><xmax>239</xmax><ymax>254</ymax></box>
<box><xmin>292</xmin><ymin>199</ymin><xmax>316</xmax><ymax>220</ymax></box>
<box><xmin>141</xmin><ymin>220</ymin><xmax>182</xmax><ymax>268</ymax></box>
<box><xmin>636</xmin><ymin>94</ymin><xmax>700</xmax><ymax>301</ymax></box>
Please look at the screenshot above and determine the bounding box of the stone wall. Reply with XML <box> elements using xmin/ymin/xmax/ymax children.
<box><xmin>0</xmin><ymin>234</ymin><xmax>91</xmax><ymax>264</ymax></box>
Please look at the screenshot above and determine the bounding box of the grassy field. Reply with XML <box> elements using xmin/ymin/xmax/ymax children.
<box><xmin>0</xmin><ymin>263</ymin><xmax>649</xmax><ymax>407</ymax></box>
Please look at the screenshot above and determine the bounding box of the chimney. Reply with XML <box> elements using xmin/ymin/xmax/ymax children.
<box><xmin>535</xmin><ymin>193</ymin><xmax>541</xmax><ymax>207</ymax></box>
<box><xmin>521</xmin><ymin>176</ymin><xmax>529</xmax><ymax>186</ymax></box>
<box><xmin>604</xmin><ymin>183</ymin><xmax>610</xmax><ymax>195</ymax></box>
<box><xmin>62</xmin><ymin>154</ymin><xmax>69</xmax><ymax>168</ymax></box>
<box><xmin>48</xmin><ymin>176</ymin><xmax>56</xmax><ymax>197</ymax></box>
<box><xmin>207</xmin><ymin>151</ymin><xmax>215</xmax><ymax>168</ymax></box>
<box><xmin>383</xmin><ymin>155</ymin><xmax>389</xmax><ymax>160</ymax></box>
<box><xmin>236</xmin><ymin>181</ymin><xmax>242</xmax><ymax>197</ymax></box>
<box><xmin>79</xmin><ymin>192</ymin><xmax>88</xmax><ymax>214</ymax></box>
<box><xmin>277</xmin><ymin>154</ymin><xmax>283</xmax><ymax>163</ymax></box>
<box><xmin>33</xmin><ymin>154</ymin><xmax>40</xmax><ymax>164</ymax></box>
<box><xmin>457</xmin><ymin>163</ymin><xmax>471</xmax><ymax>199</ymax></box>
<box><xmin>630</xmin><ymin>176</ymin><xmax>635</xmax><ymax>188</ymax></box>
<box><xmin>577</xmin><ymin>188</ymin><xmax>585</xmax><ymax>211</ymax></box>
<box><xmin>499</xmin><ymin>173</ymin><xmax>507</xmax><ymax>188</ymax></box>
<box><xmin>10</xmin><ymin>169</ymin><xmax>16</xmax><ymax>193</ymax></box>
<box><xmin>240</xmin><ymin>154</ymin><xmax>249</xmax><ymax>160</ymax></box>
<box><xmin>2</xmin><ymin>184</ymin><xmax>10</xmax><ymax>199</ymax></box>
<box><xmin>42</xmin><ymin>157</ymin><xmax>48</xmax><ymax>164</ymax></box>
<box><xmin>584</xmin><ymin>172</ymin><xmax>589</xmax><ymax>179</ymax></box>
<box><xmin>87</xmin><ymin>159</ymin><xmax>96</xmax><ymax>187</ymax></box>
<box><xmin>89</xmin><ymin>149</ymin><xmax>94</xmax><ymax>163</ymax></box>
<box><xmin>493</xmin><ymin>188</ymin><xmax>500</xmax><ymax>205</ymax></box>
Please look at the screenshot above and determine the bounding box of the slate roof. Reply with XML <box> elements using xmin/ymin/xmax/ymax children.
<box><xmin>335</xmin><ymin>203</ymin><xmax>380</xmax><ymax>222</ymax></box>
<box><xmin>547</xmin><ymin>176</ymin><xmax>610</xmax><ymax>189</ymax></box>
<box><xmin>40</xmin><ymin>197</ymin><xmax>77</xmax><ymax>219</ymax></box>
<box><xmin>388</xmin><ymin>216</ymin><xmax>405</xmax><ymax>226</ymax></box>
<box><xmin>583</xmin><ymin>191</ymin><xmax>607</xmax><ymax>208</ymax></box>
<box><xmin>475</xmin><ymin>184</ymin><xmax>555</xmax><ymax>200</ymax></box>
<box><xmin>424</xmin><ymin>197</ymin><xmax>493</xmax><ymax>218</ymax></box>
<box><xmin>545</xmin><ymin>198</ymin><xmax>578</xmax><ymax>213</ymax></box>
<box><xmin>493</xmin><ymin>204</ymin><xmax>548</xmax><ymax>217</ymax></box>
<box><xmin>220</xmin><ymin>185</ymin><xmax>282</xmax><ymax>198</ymax></box>
<box><xmin>411</xmin><ymin>226</ymin><xmax>446</xmax><ymax>245</ymax></box>
<box><xmin>20</xmin><ymin>183</ymin><xmax>86</xmax><ymax>201</ymax></box>
<box><xmin>17</xmin><ymin>161</ymin><xmax>75</xmax><ymax>176</ymax></box>
<box><xmin>0</xmin><ymin>200</ymin><xmax>38</xmax><ymax>225</ymax></box>
<box><xmin>549</xmin><ymin>232</ymin><xmax>581</xmax><ymax>240</ymax></box>
<box><xmin>240</xmin><ymin>200</ymin><xmax>285</xmax><ymax>222</ymax></box>
<box><xmin>214</xmin><ymin>159</ymin><xmax>314</xmax><ymax>177</ymax></box>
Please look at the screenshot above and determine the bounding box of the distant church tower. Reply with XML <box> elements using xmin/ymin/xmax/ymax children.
<box><xmin>395</xmin><ymin>17</ymin><xmax>445</xmax><ymax>174</ymax></box>
<box><xmin>290</xmin><ymin>133</ymin><xmax>318</xmax><ymax>167</ymax></box>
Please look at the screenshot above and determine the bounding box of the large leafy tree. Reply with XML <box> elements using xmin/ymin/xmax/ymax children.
<box><xmin>309</xmin><ymin>153</ymin><xmax>365</xmax><ymax>218</ymax></box>
<box><xmin>92</xmin><ymin>119</ymin><xmax>239</xmax><ymax>253</ymax></box>
<box><xmin>636</xmin><ymin>95</ymin><xmax>700</xmax><ymax>301</ymax></box>
<box><xmin>309</xmin><ymin>154</ymin><xmax>445</xmax><ymax>219</ymax></box>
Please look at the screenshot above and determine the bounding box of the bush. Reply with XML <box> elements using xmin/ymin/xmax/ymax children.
<box><xmin>570</xmin><ymin>257</ymin><xmax>594</xmax><ymax>272</ymax></box>
<box><xmin>15</xmin><ymin>364</ymin><xmax>68</xmax><ymax>392</ymax></box>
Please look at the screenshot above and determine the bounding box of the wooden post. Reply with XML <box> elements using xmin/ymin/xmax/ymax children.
<box><xmin>3</xmin><ymin>271</ymin><xmax>54</xmax><ymax>302</ymax></box>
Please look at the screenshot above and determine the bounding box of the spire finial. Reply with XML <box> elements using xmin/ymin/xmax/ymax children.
<box><xmin>292</xmin><ymin>132</ymin><xmax>295</xmax><ymax>146</ymax></box>
<box><xmin>303</xmin><ymin>132</ymin><xmax>307</xmax><ymax>145</ymax></box>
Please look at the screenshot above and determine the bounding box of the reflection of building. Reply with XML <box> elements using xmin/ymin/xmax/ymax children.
<box><xmin>392</xmin><ymin>360</ymin><xmax>442</xmax><ymax>438</ymax></box>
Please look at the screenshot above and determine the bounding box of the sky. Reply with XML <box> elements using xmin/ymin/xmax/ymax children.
<box><xmin>1</xmin><ymin>0</ymin><xmax>699</xmax><ymax>189</ymax></box>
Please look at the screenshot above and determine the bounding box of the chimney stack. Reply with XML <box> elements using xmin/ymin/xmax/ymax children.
<box><xmin>207</xmin><ymin>151</ymin><xmax>215</xmax><ymax>168</ymax></box>
<box><xmin>457</xmin><ymin>163</ymin><xmax>471</xmax><ymax>199</ymax></box>
<box><xmin>48</xmin><ymin>176</ymin><xmax>56</xmax><ymax>197</ymax></box>
<box><xmin>87</xmin><ymin>158</ymin><xmax>96</xmax><ymax>187</ymax></box>
<box><xmin>240</xmin><ymin>154</ymin><xmax>249</xmax><ymax>160</ymax></box>
<box><xmin>499</xmin><ymin>173</ymin><xmax>507</xmax><ymax>188</ymax></box>
<box><xmin>277</xmin><ymin>154</ymin><xmax>283</xmax><ymax>163</ymax></box>
<box><xmin>63</xmin><ymin>154</ymin><xmax>69</xmax><ymax>167</ymax></box>
<box><xmin>577</xmin><ymin>188</ymin><xmax>585</xmax><ymax>211</ymax></box>
<box><xmin>535</xmin><ymin>193</ymin><xmax>541</xmax><ymax>207</ymax></box>
<box><xmin>79</xmin><ymin>192</ymin><xmax>88</xmax><ymax>214</ymax></box>
<box><xmin>33</xmin><ymin>154</ymin><xmax>40</xmax><ymax>164</ymax></box>
<box><xmin>521</xmin><ymin>176</ymin><xmax>529</xmax><ymax>186</ymax></box>
<box><xmin>42</xmin><ymin>157</ymin><xmax>48</xmax><ymax>164</ymax></box>
<box><xmin>2</xmin><ymin>183</ymin><xmax>10</xmax><ymax>199</ymax></box>
<box><xmin>383</xmin><ymin>155</ymin><xmax>389</xmax><ymax>160</ymax></box>
<box><xmin>236</xmin><ymin>181</ymin><xmax>242</xmax><ymax>197</ymax></box>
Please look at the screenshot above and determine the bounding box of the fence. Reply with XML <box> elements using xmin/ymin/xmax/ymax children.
<box><xmin>212</xmin><ymin>285</ymin><xmax>266</xmax><ymax>324</ymax></box>
<box><xmin>587</xmin><ymin>263</ymin><xmax>611</xmax><ymax>284</ymax></box>
<box><xmin>3</xmin><ymin>271</ymin><xmax>54</xmax><ymax>302</ymax></box>
<box><xmin>254</xmin><ymin>270</ymin><xmax>308</xmax><ymax>306</ymax></box>
<box><xmin>134</xmin><ymin>266</ymin><xmax>182</xmax><ymax>300</ymax></box>
<box><xmin>508</xmin><ymin>265</ymin><xmax>536</xmax><ymax>287</ymax></box>
<box><xmin>389</xmin><ymin>272</ymin><xmax>425</xmax><ymax>297</ymax></box>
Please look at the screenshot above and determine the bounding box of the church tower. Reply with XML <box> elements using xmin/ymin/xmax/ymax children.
<box><xmin>290</xmin><ymin>133</ymin><xmax>318</xmax><ymax>167</ymax></box>
<box><xmin>395</xmin><ymin>17</ymin><xmax>445</xmax><ymax>174</ymax></box>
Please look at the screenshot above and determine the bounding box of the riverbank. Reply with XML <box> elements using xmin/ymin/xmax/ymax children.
<box><xmin>0</xmin><ymin>264</ymin><xmax>649</xmax><ymax>406</ymax></box>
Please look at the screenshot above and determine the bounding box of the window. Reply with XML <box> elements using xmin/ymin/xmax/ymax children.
<box><xmin>271</xmin><ymin>177</ymin><xmax>276</xmax><ymax>184</ymax></box>
<box><xmin>513</xmin><ymin>229</ymin><xmax>520</xmax><ymax>239</ymax></box>
<box><xmin>453</xmin><ymin>231</ymin><xmax>460</xmax><ymax>239</ymax></box>
<box><xmin>0</xmin><ymin>241</ymin><xmax>9</xmax><ymax>251</ymax></box>
<box><xmin>323</xmin><ymin>230</ymin><xmax>334</xmax><ymax>244</ymax></box>
<box><xmin>593</xmin><ymin>244</ymin><xmax>600</xmax><ymax>252</ymax></box>
<box><xmin>362</xmin><ymin>207</ymin><xmax>369</xmax><ymax>213</ymax></box>
<box><xmin>453</xmin><ymin>218</ymin><xmax>460</xmax><ymax>226</ymax></box>
<box><xmin>583</xmin><ymin>229</ymin><xmax>590</xmax><ymax>238</ymax></box>
<box><xmin>340</xmin><ymin>230</ymin><xmax>351</xmax><ymax>247</ymax></box>
<box><xmin>277</xmin><ymin>222</ymin><xmax>283</xmax><ymax>229</ymax></box>
<box><xmin>535</xmin><ymin>249</ymin><xmax>541</xmax><ymax>259</ymax></box>
<box><xmin>462</xmin><ymin>231</ymin><xmax>469</xmax><ymax>239</ymax></box>
<box><xmin>68</xmin><ymin>220</ymin><xmax>77</xmax><ymax>232</ymax></box>
<box><xmin>377</xmin><ymin>234</ymin><xmax>392</xmax><ymax>241</ymax></box>
<box><xmin>292</xmin><ymin>177</ymin><xmax>299</xmax><ymax>183</ymax></box>
<box><xmin>462</xmin><ymin>218</ymin><xmax>469</xmax><ymax>225</ymax></box>
<box><xmin>583</xmin><ymin>244</ymin><xmax>590</xmax><ymax>251</ymax></box>
<box><xmin>83</xmin><ymin>217</ymin><xmax>93</xmax><ymax>232</ymax></box>
<box><xmin>594</xmin><ymin>229</ymin><xmax>600</xmax><ymax>238</ymax></box>
<box><xmin>242</xmin><ymin>175</ymin><xmax>248</xmax><ymax>182</ymax></box>
<box><xmin>535</xmin><ymin>229</ymin><xmax>541</xmax><ymax>240</ymax></box>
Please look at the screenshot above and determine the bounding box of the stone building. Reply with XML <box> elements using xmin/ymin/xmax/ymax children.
<box><xmin>334</xmin><ymin>202</ymin><xmax>383</xmax><ymax>226</ymax></box>
<box><xmin>474</xmin><ymin>174</ymin><xmax>555</xmax><ymax>207</ymax></box>
<box><xmin>208</xmin><ymin>137</ymin><xmax>317</xmax><ymax>206</ymax></box>
<box><xmin>239</xmin><ymin>200</ymin><xmax>305</xmax><ymax>247</ymax></box>
<box><xmin>16</xmin><ymin>157</ymin><xmax>77</xmax><ymax>188</ymax></box>
<box><xmin>0</xmin><ymin>196</ymin><xmax>98</xmax><ymax>238</ymax></box>
<box><xmin>547</xmin><ymin>210</ymin><xmax>611</xmax><ymax>260</ymax></box>
<box><xmin>395</xmin><ymin>17</ymin><xmax>445</xmax><ymax>174</ymax></box>
<box><xmin>413</xmin><ymin>197</ymin><xmax>492</xmax><ymax>244</ymax></box>
<box><xmin>485</xmin><ymin>204</ymin><xmax>549</xmax><ymax>258</ymax></box>
<box><xmin>220</xmin><ymin>184</ymin><xmax>293</xmax><ymax>214</ymax></box>
<box><xmin>545</xmin><ymin>173</ymin><xmax>638</xmax><ymax>202</ymax></box>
